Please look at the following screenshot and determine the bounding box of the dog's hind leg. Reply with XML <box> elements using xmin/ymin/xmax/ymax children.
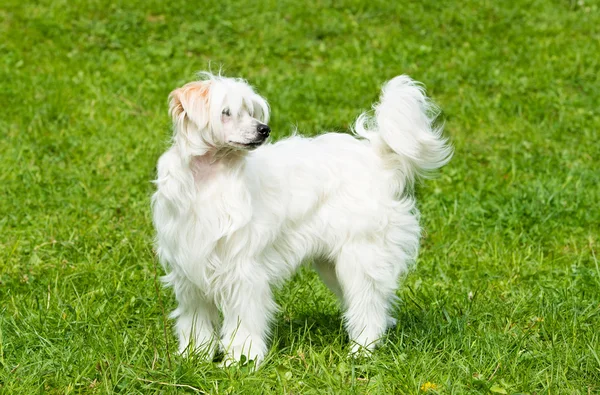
<box><xmin>335</xmin><ymin>241</ymin><xmax>400</xmax><ymax>355</ymax></box>
<box><xmin>166</xmin><ymin>271</ymin><xmax>220</xmax><ymax>359</ymax></box>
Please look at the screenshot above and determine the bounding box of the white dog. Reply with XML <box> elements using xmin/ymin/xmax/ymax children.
<box><xmin>152</xmin><ymin>72</ymin><xmax>452</xmax><ymax>366</ymax></box>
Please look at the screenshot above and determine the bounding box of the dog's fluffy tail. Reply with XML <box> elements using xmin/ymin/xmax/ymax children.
<box><xmin>354</xmin><ymin>75</ymin><xmax>453</xmax><ymax>191</ymax></box>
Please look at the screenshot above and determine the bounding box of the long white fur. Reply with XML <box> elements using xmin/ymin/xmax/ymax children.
<box><xmin>152</xmin><ymin>73</ymin><xmax>452</xmax><ymax>366</ymax></box>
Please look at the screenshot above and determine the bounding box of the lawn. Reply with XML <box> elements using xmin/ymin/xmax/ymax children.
<box><xmin>1</xmin><ymin>0</ymin><xmax>599</xmax><ymax>393</ymax></box>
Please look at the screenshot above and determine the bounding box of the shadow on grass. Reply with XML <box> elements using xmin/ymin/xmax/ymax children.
<box><xmin>271</xmin><ymin>310</ymin><xmax>347</xmax><ymax>352</ymax></box>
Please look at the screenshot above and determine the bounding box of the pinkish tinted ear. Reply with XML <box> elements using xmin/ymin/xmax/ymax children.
<box><xmin>168</xmin><ymin>81</ymin><xmax>211</xmax><ymax>125</ymax></box>
<box><xmin>168</xmin><ymin>81</ymin><xmax>214</xmax><ymax>158</ymax></box>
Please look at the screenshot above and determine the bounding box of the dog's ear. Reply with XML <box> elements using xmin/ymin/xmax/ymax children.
<box><xmin>168</xmin><ymin>81</ymin><xmax>214</xmax><ymax>157</ymax></box>
<box><xmin>168</xmin><ymin>81</ymin><xmax>211</xmax><ymax>127</ymax></box>
<box><xmin>250</xmin><ymin>94</ymin><xmax>270</xmax><ymax>124</ymax></box>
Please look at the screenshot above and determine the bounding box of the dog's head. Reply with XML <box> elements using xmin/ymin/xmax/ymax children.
<box><xmin>168</xmin><ymin>73</ymin><xmax>270</xmax><ymax>156</ymax></box>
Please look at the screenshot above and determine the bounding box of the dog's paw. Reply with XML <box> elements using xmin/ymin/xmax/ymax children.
<box><xmin>348</xmin><ymin>342</ymin><xmax>375</xmax><ymax>359</ymax></box>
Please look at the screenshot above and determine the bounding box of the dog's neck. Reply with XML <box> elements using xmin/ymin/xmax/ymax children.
<box><xmin>187</xmin><ymin>149</ymin><xmax>247</xmax><ymax>184</ymax></box>
<box><xmin>171</xmin><ymin>147</ymin><xmax>253</xmax><ymax>242</ymax></box>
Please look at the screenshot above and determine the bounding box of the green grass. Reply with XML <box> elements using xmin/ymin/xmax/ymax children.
<box><xmin>1</xmin><ymin>0</ymin><xmax>599</xmax><ymax>393</ymax></box>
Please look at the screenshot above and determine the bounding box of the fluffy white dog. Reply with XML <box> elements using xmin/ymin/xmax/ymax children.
<box><xmin>152</xmin><ymin>72</ymin><xmax>452</xmax><ymax>366</ymax></box>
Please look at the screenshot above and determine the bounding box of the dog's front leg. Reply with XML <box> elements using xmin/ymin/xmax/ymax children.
<box><xmin>219</xmin><ymin>271</ymin><xmax>276</xmax><ymax>367</ymax></box>
<box><xmin>168</xmin><ymin>272</ymin><xmax>220</xmax><ymax>359</ymax></box>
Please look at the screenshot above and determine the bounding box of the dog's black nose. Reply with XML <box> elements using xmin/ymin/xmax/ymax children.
<box><xmin>257</xmin><ymin>124</ymin><xmax>271</xmax><ymax>137</ymax></box>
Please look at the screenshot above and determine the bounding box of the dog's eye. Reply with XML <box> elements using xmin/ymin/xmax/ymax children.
<box><xmin>222</xmin><ymin>108</ymin><xmax>231</xmax><ymax>117</ymax></box>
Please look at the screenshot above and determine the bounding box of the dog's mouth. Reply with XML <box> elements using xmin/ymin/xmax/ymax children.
<box><xmin>228</xmin><ymin>140</ymin><xmax>266</xmax><ymax>150</ymax></box>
